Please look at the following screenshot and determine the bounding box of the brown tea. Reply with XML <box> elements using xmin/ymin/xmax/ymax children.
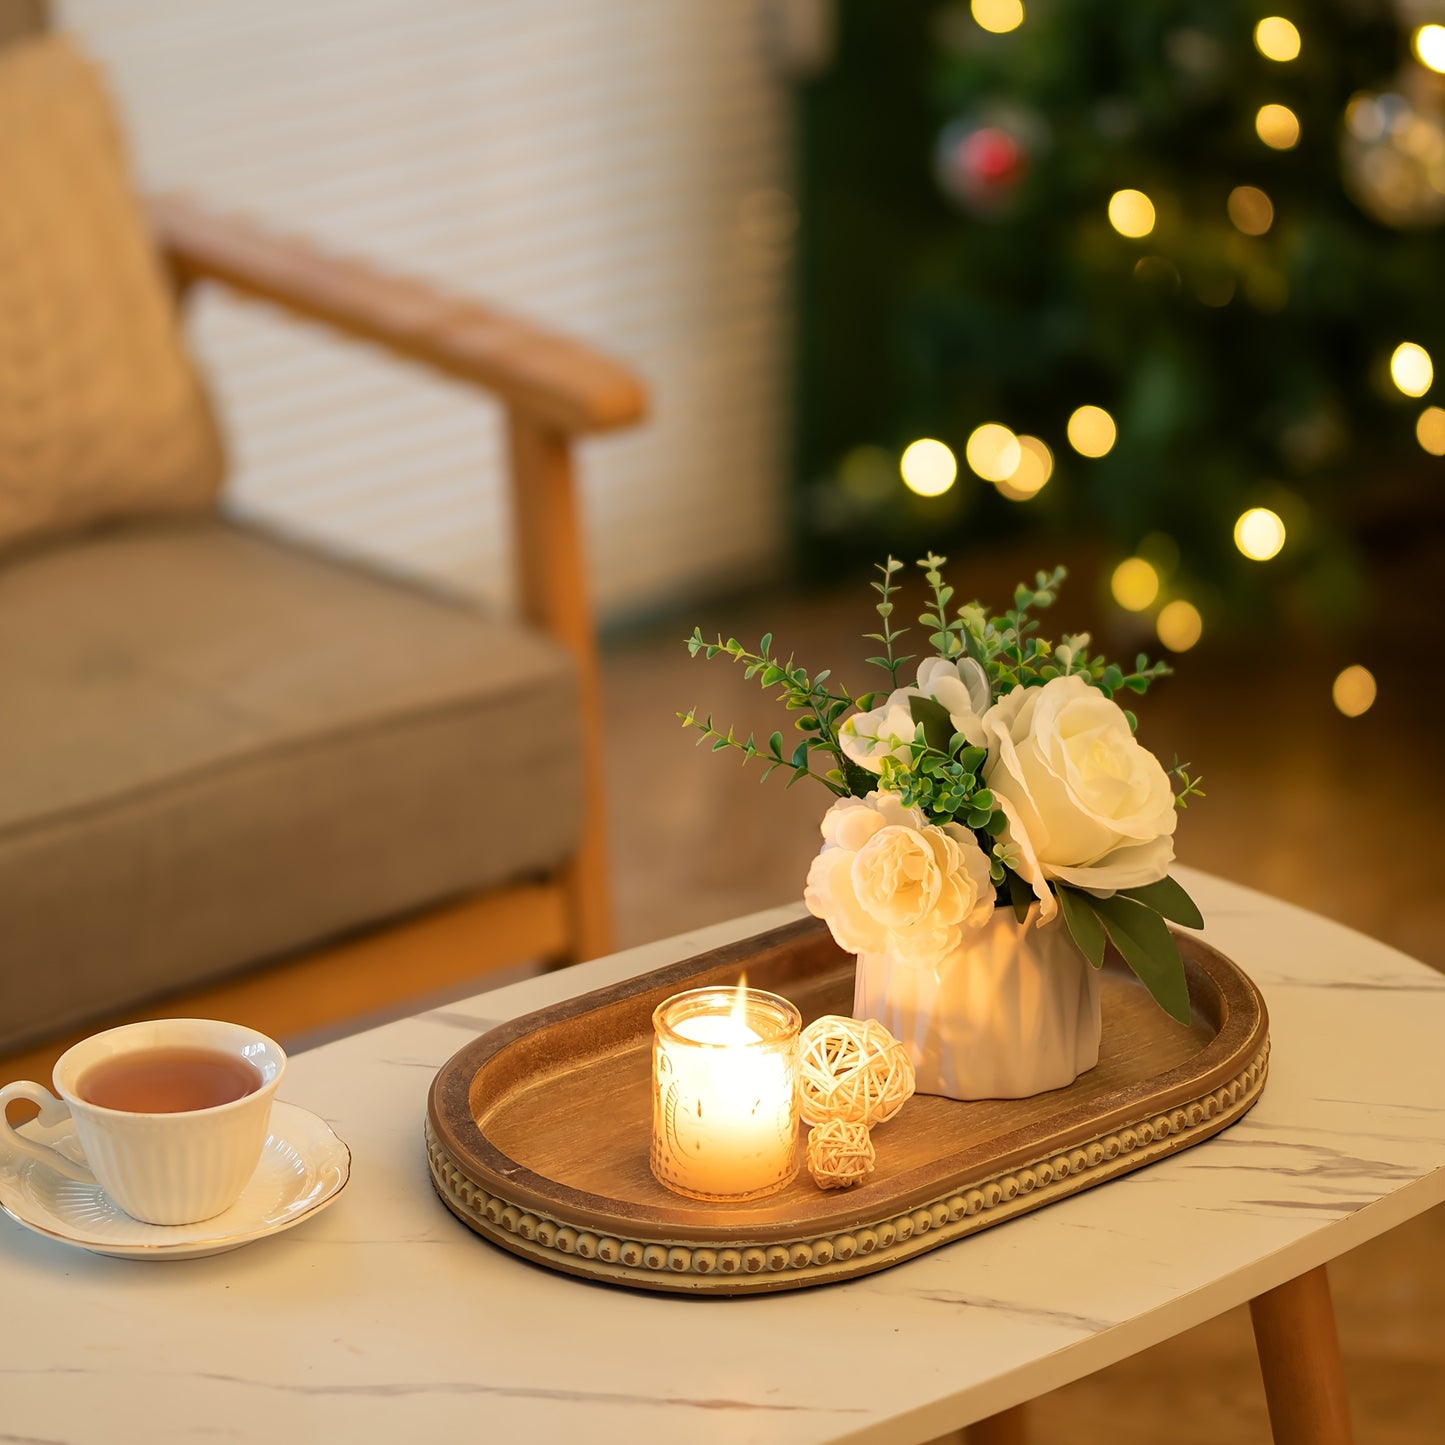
<box><xmin>78</xmin><ymin>1047</ymin><xmax>263</xmax><ymax>1113</ymax></box>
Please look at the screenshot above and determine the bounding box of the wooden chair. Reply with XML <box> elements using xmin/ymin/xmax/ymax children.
<box><xmin>0</xmin><ymin>9</ymin><xmax>645</xmax><ymax>1083</ymax></box>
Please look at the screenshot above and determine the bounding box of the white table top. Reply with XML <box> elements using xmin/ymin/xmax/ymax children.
<box><xmin>3</xmin><ymin>869</ymin><xmax>1444</xmax><ymax>1444</ymax></box>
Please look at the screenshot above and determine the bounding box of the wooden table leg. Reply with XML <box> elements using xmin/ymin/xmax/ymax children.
<box><xmin>964</xmin><ymin>1403</ymin><xmax>1028</xmax><ymax>1444</ymax></box>
<box><xmin>1249</xmin><ymin>1264</ymin><xmax>1355</xmax><ymax>1445</ymax></box>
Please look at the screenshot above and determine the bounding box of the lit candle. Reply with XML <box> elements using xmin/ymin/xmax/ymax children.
<box><xmin>650</xmin><ymin>980</ymin><xmax>801</xmax><ymax>1202</ymax></box>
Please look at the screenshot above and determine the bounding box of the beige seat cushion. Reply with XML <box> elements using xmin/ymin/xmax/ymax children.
<box><xmin>0</xmin><ymin>521</ymin><xmax>583</xmax><ymax>1050</ymax></box>
<box><xmin>0</xmin><ymin>36</ymin><xmax>224</xmax><ymax>554</ymax></box>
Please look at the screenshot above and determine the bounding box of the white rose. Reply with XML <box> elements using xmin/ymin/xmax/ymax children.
<box><xmin>804</xmin><ymin>791</ymin><xmax>995</xmax><ymax>968</ymax></box>
<box><xmin>992</xmin><ymin>795</ymin><xmax>1058</xmax><ymax>925</ymax></box>
<box><xmin>839</xmin><ymin>656</ymin><xmax>991</xmax><ymax>774</ymax></box>
<box><xmin>982</xmin><ymin>674</ymin><xmax>1177</xmax><ymax>893</ymax></box>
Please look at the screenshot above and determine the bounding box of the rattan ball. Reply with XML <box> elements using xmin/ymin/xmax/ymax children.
<box><xmin>806</xmin><ymin>1119</ymin><xmax>876</xmax><ymax>1190</ymax></box>
<box><xmin>798</xmin><ymin>1014</ymin><xmax>915</xmax><ymax>1127</ymax></box>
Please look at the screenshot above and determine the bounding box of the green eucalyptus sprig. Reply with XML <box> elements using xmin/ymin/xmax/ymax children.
<box><xmin>864</xmin><ymin>558</ymin><xmax>913</xmax><ymax>686</ymax></box>
<box><xmin>679</xmin><ymin>631</ymin><xmax>877</xmax><ymax>796</ymax></box>
<box><xmin>958</xmin><ymin>564</ymin><xmax>1172</xmax><ymax>709</ymax></box>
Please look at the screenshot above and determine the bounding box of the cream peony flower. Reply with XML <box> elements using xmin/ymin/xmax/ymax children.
<box><xmin>804</xmin><ymin>791</ymin><xmax>995</xmax><ymax>967</ymax></box>
<box><xmin>983</xmin><ymin>674</ymin><xmax>1177</xmax><ymax>894</ymax></box>
<box><xmin>839</xmin><ymin>656</ymin><xmax>991</xmax><ymax>774</ymax></box>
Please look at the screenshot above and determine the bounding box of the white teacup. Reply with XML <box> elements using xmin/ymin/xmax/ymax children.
<box><xmin>0</xmin><ymin>1019</ymin><xmax>286</xmax><ymax>1225</ymax></box>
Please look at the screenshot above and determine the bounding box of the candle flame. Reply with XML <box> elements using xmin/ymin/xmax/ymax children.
<box><xmin>730</xmin><ymin>974</ymin><xmax>749</xmax><ymax>1033</ymax></box>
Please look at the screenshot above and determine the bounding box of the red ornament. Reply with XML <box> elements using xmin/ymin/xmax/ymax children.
<box><xmin>936</xmin><ymin>117</ymin><xmax>1035</xmax><ymax>213</ymax></box>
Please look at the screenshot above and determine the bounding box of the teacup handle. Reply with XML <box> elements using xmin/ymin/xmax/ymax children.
<box><xmin>0</xmin><ymin>1081</ymin><xmax>96</xmax><ymax>1183</ymax></box>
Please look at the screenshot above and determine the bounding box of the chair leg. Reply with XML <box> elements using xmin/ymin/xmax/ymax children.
<box><xmin>1249</xmin><ymin>1265</ymin><xmax>1355</xmax><ymax>1445</ymax></box>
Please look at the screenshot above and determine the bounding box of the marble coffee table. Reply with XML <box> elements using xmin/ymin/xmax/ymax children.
<box><xmin>2</xmin><ymin>869</ymin><xmax>1442</xmax><ymax>1444</ymax></box>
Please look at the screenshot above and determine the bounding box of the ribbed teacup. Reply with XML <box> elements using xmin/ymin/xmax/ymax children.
<box><xmin>0</xmin><ymin>1019</ymin><xmax>286</xmax><ymax>1225</ymax></box>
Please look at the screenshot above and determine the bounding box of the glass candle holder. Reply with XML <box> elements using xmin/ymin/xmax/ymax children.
<box><xmin>650</xmin><ymin>986</ymin><xmax>802</xmax><ymax>1202</ymax></box>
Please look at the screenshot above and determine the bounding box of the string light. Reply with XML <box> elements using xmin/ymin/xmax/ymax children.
<box><xmin>1111</xmin><ymin>558</ymin><xmax>1160</xmax><ymax>611</ymax></box>
<box><xmin>1415</xmin><ymin>24</ymin><xmax>1445</xmax><ymax>74</ymax></box>
<box><xmin>1227</xmin><ymin>185</ymin><xmax>1274</xmax><ymax>235</ymax></box>
<box><xmin>971</xmin><ymin>0</ymin><xmax>1024</xmax><ymax>34</ymax></box>
<box><xmin>1254</xmin><ymin>17</ymin><xmax>1301</xmax><ymax>62</ymax></box>
<box><xmin>1256</xmin><ymin>104</ymin><xmax>1301</xmax><ymax>150</ymax></box>
<box><xmin>1332</xmin><ymin>665</ymin><xmax>1377</xmax><ymax>717</ymax></box>
<box><xmin>900</xmin><ymin>439</ymin><xmax>957</xmax><ymax>497</ymax></box>
<box><xmin>1108</xmin><ymin>189</ymin><xmax>1156</xmax><ymax>238</ymax></box>
<box><xmin>997</xmin><ymin>435</ymin><xmax>1053</xmax><ymax>500</ymax></box>
<box><xmin>1390</xmin><ymin>342</ymin><xmax>1434</xmax><ymax>398</ymax></box>
<box><xmin>1234</xmin><ymin>507</ymin><xmax>1286</xmax><ymax>561</ymax></box>
<box><xmin>1067</xmin><ymin>405</ymin><xmax>1117</xmax><ymax>457</ymax></box>
<box><xmin>964</xmin><ymin>424</ymin><xmax>1023</xmax><ymax>482</ymax></box>
<box><xmin>1156</xmin><ymin>599</ymin><xmax>1203</xmax><ymax>652</ymax></box>
<box><xmin>1417</xmin><ymin>405</ymin><xmax>1445</xmax><ymax>455</ymax></box>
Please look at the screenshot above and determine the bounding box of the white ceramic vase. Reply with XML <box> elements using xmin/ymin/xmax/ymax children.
<box><xmin>853</xmin><ymin>909</ymin><xmax>1102</xmax><ymax>1101</ymax></box>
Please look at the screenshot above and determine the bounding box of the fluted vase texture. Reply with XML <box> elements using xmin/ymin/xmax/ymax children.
<box><xmin>853</xmin><ymin>909</ymin><xmax>1102</xmax><ymax>1100</ymax></box>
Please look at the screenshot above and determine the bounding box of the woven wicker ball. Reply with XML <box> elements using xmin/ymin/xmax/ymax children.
<box><xmin>798</xmin><ymin>1014</ymin><xmax>915</xmax><ymax>1127</ymax></box>
<box><xmin>806</xmin><ymin>1119</ymin><xmax>876</xmax><ymax>1190</ymax></box>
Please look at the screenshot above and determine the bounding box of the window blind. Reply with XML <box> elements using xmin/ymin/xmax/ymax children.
<box><xmin>60</xmin><ymin>0</ymin><xmax>793</xmax><ymax>617</ymax></box>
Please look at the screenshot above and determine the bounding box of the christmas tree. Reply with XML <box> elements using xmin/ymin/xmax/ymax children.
<box><xmin>795</xmin><ymin>0</ymin><xmax>1445</xmax><ymax>636</ymax></box>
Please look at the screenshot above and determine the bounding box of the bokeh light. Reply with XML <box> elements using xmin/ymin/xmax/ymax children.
<box><xmin>900</xmin><ymin>438</ymin><xmax>958</xmax><ymax>497</ymax></box>
<box><xmin>996</xmin><ymin>435</ymin><xmax>1053</xmax><ymax>500</ymax></box>
<box><xmin>1417</xmin><ymin>405</ymin><xmax>1445</xmax><ymax>456</ymax></box>
<box><xmin>1227</xmin><ymin>185</ymin><xmax>1274</xmax><ymax>235</ymax></box>
<box><xmin>1108</xmin><ymin>189</ymin><xmax>1156</xmax><ymax>238</ymax></box>
<box><xmin>1110</xmin><ymin>557</ymin><xmax>1160</xmax><ymax>611</ymax></box>
<box><xmin>1332</xmin><ymin>665</ymin><xmax>1377</xmax><ymax>717</ymax></box>
<box><xmin>1256</xmin><ymin>104</ymin><xmax>1301</xmax><ymax>150</ymax></box>
<box><xmin>965</xmin><ymin>424</ymin><xmax>1023</xmax><ymax>482</ymax></box>
<box><xmin>1067</xmin><ymin>405</ymin><xmax>1117</xmax><ymax>457</ymax></box>
<box><xmin>1415</xmin><ymin>24</ymin><xmax>1445</xmax><ymax>74</ymax></box>
<box><xmin>1254</xmin><ymin>17</ymin><xmax>1301</xmax><ymax>62</ymax></box>
<box><xmin>1156</xmin><ymin>599</ymin><xmax>1203</xmax><ymax>652</ymax></box>
<box><xmin>1390</xmin><ymin>342</ymin><xmax>1434</xmax><ymax>398</ymax></box>
<box><xmin>1234</xmin><ymin>507</ymin><xmax>1287</xmax><ymax>560</ymax></box>
<box><xmin>838</xmin><ymin>444</ymin><xmax>895</xmax><ymax>501</ymax></box>
<box><xmin>971</xmin><ymin>0</ymin><xmax>1024</xmax><ymax>34</ymax></box>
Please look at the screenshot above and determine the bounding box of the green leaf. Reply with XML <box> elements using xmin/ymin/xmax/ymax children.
<box><xmin>1089</xmin><ymin>895</ymin><xmax>1192</xmax><ymax>1025</ymax></box>
<box><xmin>958</xmin><ymin>745</ymin><xmax>987</xmax><ymax>773</ymax></box>
<box><xmin>908</xmin><ymin>694</ymin><xmax>954</xmax><ymax>754</ymax></box>
<box><xmin>1003</xmin><ymin>869</ymin><xmax>1033</xmax><ymax>924</ymax></box>
<box><xmin>1119</xmin><ymin>876</ymin><xmax>1205</xmax><ymax>930</ymax></box>
<box><xmin>759</xmin><ymin>632</ymin><xmax>772</xmax><ymax>655</ymax></box>
<box><xmin>790</xmin><ymin>741</ymin><xmax>809</xmax><ymax>768</ymax></box>
<box><xmin>841</xmin><ymin>758</ymin><xmax>880</xmax><ymax>797</ymax></box>
<box><xmin>1057</xmin><ymin>886</ymin><xmax>1106</xmax><ymax>968</ymax></box>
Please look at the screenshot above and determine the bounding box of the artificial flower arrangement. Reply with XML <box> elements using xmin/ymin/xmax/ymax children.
<box><xmin>682</xmin><ymin>555</ymin><xmax>1204</xmax><ymax>1098</ymax></box>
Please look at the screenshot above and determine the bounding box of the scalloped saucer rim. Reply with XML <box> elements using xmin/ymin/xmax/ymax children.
<box><xmin>0</xmin><ymin>1100</ymin><xmax>350</xmax><ymax>1260</ymax></box>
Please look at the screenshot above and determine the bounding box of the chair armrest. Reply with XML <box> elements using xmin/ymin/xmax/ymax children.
<box><xmin>149</xmin><ymin>194</ymin><xmax>646</xmax><ymax>436</ymax></box>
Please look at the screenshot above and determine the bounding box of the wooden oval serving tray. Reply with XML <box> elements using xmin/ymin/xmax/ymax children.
<box><xmin>426</xmin><ymin>918</ymin><xmax>1269</xmax><ymax>1295</ymax></box>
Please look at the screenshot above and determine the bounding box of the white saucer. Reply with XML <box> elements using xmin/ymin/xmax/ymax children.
<box><xmin>0</xmin><ymin>1101</ymin><xmax>350</xmax><ymax>1260</ymax></box>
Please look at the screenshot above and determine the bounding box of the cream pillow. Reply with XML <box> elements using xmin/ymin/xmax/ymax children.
<box><xmin>0</xmin><ymin>36</ymin><xmax>224</xmax><ymax>552</ymax></box>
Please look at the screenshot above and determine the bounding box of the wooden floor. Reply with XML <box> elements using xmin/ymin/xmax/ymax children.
<box><xmin>602</xmin><ymin>540</ymin><xmax>1445</xmax><ymax>1444</ymax></box>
